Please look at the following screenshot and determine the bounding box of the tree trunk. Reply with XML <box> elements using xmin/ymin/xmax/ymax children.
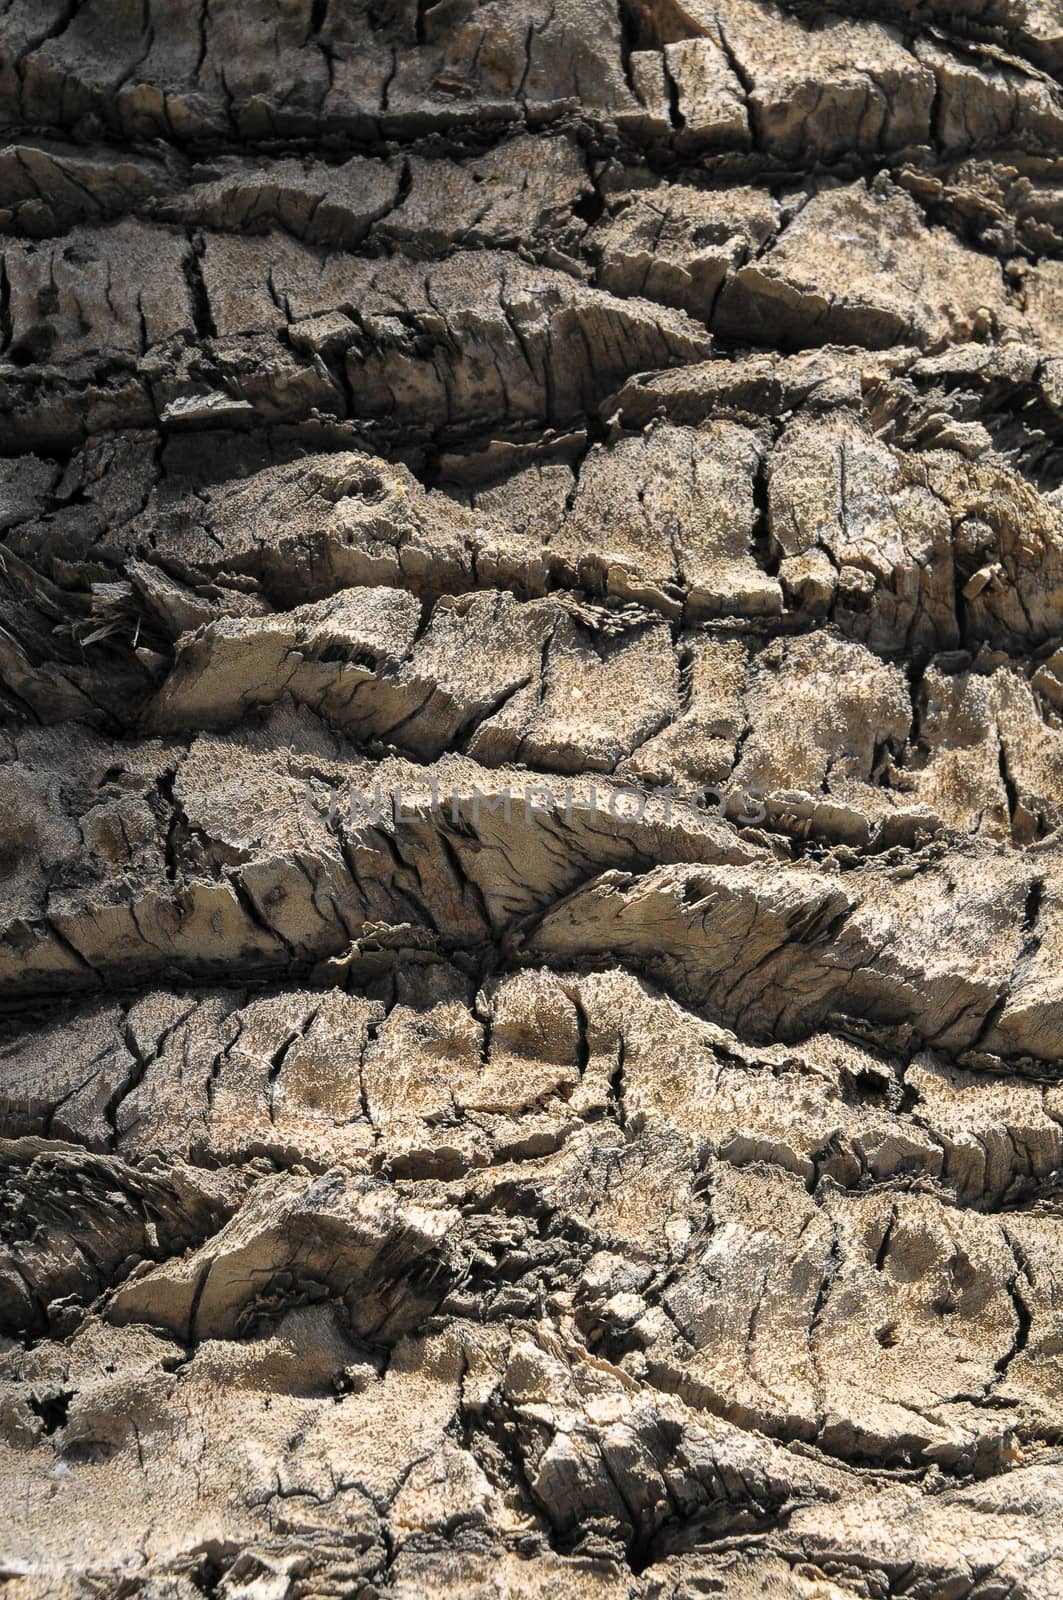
<box><xmin>3</xmin><ymin>1</ymin><xmax>1063</xmax><ymax>1595</ymax></box>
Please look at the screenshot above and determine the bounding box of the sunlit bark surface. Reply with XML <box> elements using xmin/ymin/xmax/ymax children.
<box><xmin>4</xmin><ymin>1</ymin><xmax>1063</xmax><ymax>1595</ymax></box>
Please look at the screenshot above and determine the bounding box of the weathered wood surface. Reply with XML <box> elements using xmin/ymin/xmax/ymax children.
<box><xmin>4</xmin><ymin>1</ymin><xmax>1063</xmax><ymax>1595</ymax></box>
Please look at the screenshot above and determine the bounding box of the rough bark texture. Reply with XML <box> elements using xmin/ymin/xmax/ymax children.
<box><xmin>4</xmin><ymin>2</ymin><xmax>1063</xmax><ymax>1596</ymax></box>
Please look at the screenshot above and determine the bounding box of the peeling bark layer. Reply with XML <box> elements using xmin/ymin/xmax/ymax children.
<box><xmin>4</xmin><ymin>2</ymin><xmax>1063</xmax><ymax>1597</ymax></box>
